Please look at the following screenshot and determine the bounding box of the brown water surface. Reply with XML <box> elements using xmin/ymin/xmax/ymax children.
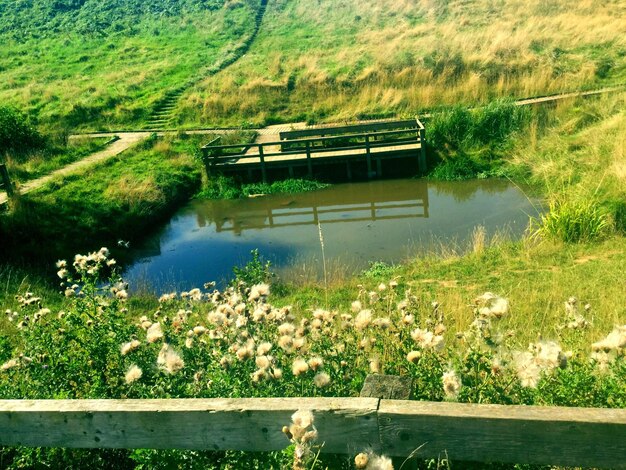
<box><xmin>125</xmin><ymin>179</ymin><xmax>539</xmax><ymax>290</ymax></box>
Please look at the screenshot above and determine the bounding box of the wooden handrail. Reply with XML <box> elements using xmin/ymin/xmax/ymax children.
<box><xmin>0</xmin><ymin>398</ymin><xmax>624</xmax><ymax>467</ymax></box>
<box><xmin>202</xmin><ymin>127</ymin><xmax>421</xmax><ymax>153</ymax></box>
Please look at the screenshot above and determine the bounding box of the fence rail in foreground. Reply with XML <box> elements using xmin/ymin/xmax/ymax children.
<box><xmin>1</xmin><ymin>398</ymin><xmax>625</xmax><ymax>468</ymax></box>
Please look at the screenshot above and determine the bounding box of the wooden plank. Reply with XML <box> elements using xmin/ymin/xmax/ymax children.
<box><xmin>378</xmin><ymin>400</ymin><xmax>626</xmax><ymax>468</ymax></box>
<box><xmin>0</xmin><ymin>398</ymin><xmax>380</xmax><ymax>454</ymax></box>
<box><xmin>280</xmin><ymin>119</ymin><xmax>418</xmax><ymax>140</ymax></box>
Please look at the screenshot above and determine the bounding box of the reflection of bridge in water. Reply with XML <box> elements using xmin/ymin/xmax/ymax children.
<box><xmin>194</xmin><ymin>181</ymin><xmax>430</xmax><ymax>236</ymax></box>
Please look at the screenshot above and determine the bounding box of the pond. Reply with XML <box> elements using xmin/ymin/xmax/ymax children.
<box><xmin>124</xmin><ymin>179</ymin><xmax>540</xmax><ymax>291</ymax></box>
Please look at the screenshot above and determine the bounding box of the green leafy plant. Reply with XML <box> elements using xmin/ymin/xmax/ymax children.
<box><xmin>531</xmin><ymin>199</ymin><xmax>612</xmax><ymax>243</ymax></box>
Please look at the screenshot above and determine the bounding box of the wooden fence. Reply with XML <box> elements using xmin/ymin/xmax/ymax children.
<box><xmin>0</xmin><ymin>163</ymin><xmax>14</xmax><ymax>197</ymax></box>
<box><xmin>1</xmin><ymin>398</ymin><xmax>624</xmax><ymax>468</ymax></box>
<box><xmin>201</xmin><ymin>118</ymin><xmax>427</xmax><ymax>181</ymax></box>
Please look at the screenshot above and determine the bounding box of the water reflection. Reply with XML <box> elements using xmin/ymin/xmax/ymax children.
<box><xmin>124</xmin><ymin>179</ymin><xmax>538</xmax><ymax>292</ymax></box>
<box><xmin>195</xmin><ymin>181</ymin><xmax>429</xmax><ymax>235</ymax></box>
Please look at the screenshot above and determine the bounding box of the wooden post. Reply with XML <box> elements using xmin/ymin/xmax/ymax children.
<box><xmin>418</xmin><ymin>128</ymin><xmax>427</xmax><ymax>173</ymax></box>
<box><xmin>365</xmin><ymin>135</ymin><xmax>373</xmax><ymax>179</ymax></box>
<box><xmin>0</xmin><ymin>163</ymin><xmax>14</xmax><ymax>197</ymax></box>
<box><xmin>305</xmin><ymin>141</ymin><xmax>313</xmax><ymax>178</ymax></box>
<box><xmin>258</xmin><ymin>145</ymin><xmax>267</xmax><ymax>183</ymax></box>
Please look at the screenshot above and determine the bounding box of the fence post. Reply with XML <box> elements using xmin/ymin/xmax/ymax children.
<box><xmin>258</xmin><ymin>145</ymin><xmax>267</xmax><ymax>183</ymax></box>
<box><xmin>365</xmin><ymin>135</ymin><xmax>373</xmax><ymax>179</ymax></box>
<box><xmin>305</xmin><ymin>141</ymin><xmax>313</xmax><ymax>178</ymax></box>
<box><xmin>0</xmin><ymin>164</ymin><xmax>14</xmax><ymax>198</ymax></box>
<box><xmin>418</xmin><ymin>128</ymin><xmax>427</xmax><ymax>173</ymax></box>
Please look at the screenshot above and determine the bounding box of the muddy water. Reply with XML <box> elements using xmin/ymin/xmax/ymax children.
<box><xmin>124</xmin><ymin>179</ymin><xmax>539</xmax><ymax>291</ymax></box>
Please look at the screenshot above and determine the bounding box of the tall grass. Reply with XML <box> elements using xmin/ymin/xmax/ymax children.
<box><xmin>532</xmin><ymin>199</ymin><xmax>612</xmax><ymax>243</ymax></box>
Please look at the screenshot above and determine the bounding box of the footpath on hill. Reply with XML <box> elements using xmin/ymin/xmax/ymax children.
<box><xmin>1</xmin><ymin>84</ymin><xmax>624</xmax><ymax>207</ymax></box>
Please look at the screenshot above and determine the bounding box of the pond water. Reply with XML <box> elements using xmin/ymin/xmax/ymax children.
<box><xmin>124</xmin><ymin>179</ymin><xmax>539</xmax><ymax>291</ymax></box>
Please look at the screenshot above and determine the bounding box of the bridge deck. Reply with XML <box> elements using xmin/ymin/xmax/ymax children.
<box><xmin>202</xmin><ymin>118</ymin><xmax>427</xmax><ymax>180</ymax></box>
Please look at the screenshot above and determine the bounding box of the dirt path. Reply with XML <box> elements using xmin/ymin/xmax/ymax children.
<box><xmin>0</xmin><ymin>132</ymin><xmax>149</xmax><ymax>206</ymax></box>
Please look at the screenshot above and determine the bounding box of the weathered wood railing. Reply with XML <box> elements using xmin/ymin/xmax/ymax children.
<box><xmin>1</xmin><ymin>398</ymin><xmax>624</xmax><ymax>468</ymax></box>
<box><xmin>201</xmin><ymin>118</ymin><xmax>427</xmax><ymax>181</ymax></box>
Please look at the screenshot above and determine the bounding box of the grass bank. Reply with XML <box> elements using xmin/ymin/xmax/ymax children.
<box><xmin>0</xmin><ymin>134</ymin><xmax>203</xmax><ymax>262</ymax></box>
<box><xmin>0</xmin><ymin>240</ymin><xmax>623</xmax><ymax>469</ymax></box>
<box><xmin>180</xmin><ymin>0</ymin><xmax>626</xmax><ymax>127</ymax></box>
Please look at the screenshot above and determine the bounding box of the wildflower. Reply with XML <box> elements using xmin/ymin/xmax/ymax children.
<box><xmin>369</xmin><ymin>357</ymin><xmax>381</xmax><ymax>374</ymax></box>
<box><xmin>57</xmin><ymin>269</ymin><xmax>68</xmax><ymax>279</ymax></box>
<box><xmin>257</xmin><ymin>342</ymin><xmax>272</xmax><ymax>356</ymax></box>
<box><xmin>56</xmin><ymin>260</ymin><xmax>67</xmax><ymax>269</ymax></box>
<box><xmin>592</xmin><ymin>325</ymin><xmax>626</xmax><ymax>352</ymax></box>
<box><xmin>402</xmin><ymin>314</ymin><xmax>415</xmax><ymax>325</ymax></box>
<box><xmin>271</xmin><ymin>367</ymin><xmax>283</xmax><ymax>380</ymax></box>
<box><xmin>308</xmin><ymin>356</ymin><xmax>323</xmax><ymax>371</ymax></box>
<box><xmin>291</xmin><ymin>409</ymin><xmax>314</xmax><ymax>431</ymax></box>
<box><xmin>193</xmin><ymin>326</ymin><xmax>207</xmax><ymax>336</ymax></box>
<box><xmin>372</xmin><ymin>317</ymin><xmax>391</xmax><ymax>329</ymax></box>
<box><xmin>368</xmin><ymin>291</ymin><xmax>379</xmax><ymax>303</ymax></box>
<box><xmin>146</xmin><ymin>323</ymin><xmax>163</xmax><ymax>343</ymax></box>
<box><xmin>292</xmin><ymin>358</ymin><xmax>309</xmax><ymax>376</ymax></box>
<box><xmin>1</xmin><ymin>359</ymin><xmax>18</xmax><ymax>371</ymax></box>
<box><xmin>407</xmin><ymin>351</ymin><xmax>421</xmax><ymax>363</ymax></box>
<box><xmin>355</xmin><ymin>453</ymin><xmax>369</xmax><ymax>469</ymax></box>
<box><xmin>248</xmin><ymin>283</ymin><xmax>270</xmax><ymax>301</ymax></box>
<box><xmin>514</xmin><ymin>351</ymin><xmax>542</xmax><ymax>388</ymax></box>
<box><xmin>251</xmin><ymin>368</ymin><xmax>268</xmax><ymax>383</ymax></box>
<box><xmin>236</xmin><ymin>345</ymin><xmax>254</xmax><ymax>361</ymax></box>
<box><xmin>106</xmin><ymin>259</ymin><xmax>117</xmax><ymax>267</ymax></box>
<box><xmin>354</xmin><ymin>310</ymin><xmax>372</xmax><ymax>330</ymax></box>
<box><xmin>158</xmin><ymin>293</ymin><xmax>177</xmax><ymax>303</ymax></box>
<box><xmin>255</xmin><ymin>355</ymin><xmax>271</xmax><ymax>369</ymax></box>
<box><xmin>120</xmin><ymin>340</ymin><xmax>141</xmax><ymax>356</ymax></box>
<box><xmin>188</xmin><ymin>288</ymin><xmax>202</xmax><ymax>301</ymax></box>
<box><xmin>475</xmin><ymin>292</ymin><xmax>509</xmax><ymax>318</ymax></box>
<box><xmin>389</xmin><ymin>280</ymin><xmax>398</xmax><ymax>289</ymax></box>
<box><xmin>293</xmin><ymin>337</ymin><xmax>306</xmax><ymax>350</ymax></box>
<box><xmin>351</xmin><ymin>300</ymin><xmax>362</xmax><ymax>313</ymax></box>
<box><xmin>116</xmin><ymin>290</ymin><xmax>128</xmax><ymax>301</ymax></box>
<box><xmin>313</xmin><ymin>372</ymin><xmax>331</xmax><ymax>388</ymax></box>
<box><xmin>278</xmin><ymin>335</ymin><xmax>293</xmax><ymax>352</ymax></box>
<box><xmin>157</xmin><ymin>344</ymin><xmax>185</xmax><ymax>374</ymax></box>
<box><xmin>220</xmin><ymin>356</ymin><xmax>233</xmax><ymax>369</ymax></box>
<box><xmin>442</xmin><ymin>370</ymin><xmax>462</xmax><ymax>400</ymax></box>
<box><xmin>378</xmin><ymin>283</ymin><xmax>387</xmax><ymax>292</ymax></box>
<box><xmin>185</xmin><ymin>337</ymin><xmax>194</xmax><ymax>348</ymax></box>
<box><xmin>124</xmin><ymin>365</ymin><xmax>142</xmax><ymax>384</ymax></box>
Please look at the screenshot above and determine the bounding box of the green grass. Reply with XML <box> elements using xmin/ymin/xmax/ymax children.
<box><xmin>0</xmin><ymin>134</ymin><xmax>203</xmax><ymax>261</ymax></box>
<box><xmin>0</xmin><ymin>0</ymin><xmax>260</xmax><ymax>131</ymax></box>
<box><xmin>5</xmin><ymin>136</ymin><xmax>112</xmax><ymax>183</ymax></box>
<box><xmin>196</xmin><ymin>175</ymin><xmax>330</xmax><ymax>199</ymax></box>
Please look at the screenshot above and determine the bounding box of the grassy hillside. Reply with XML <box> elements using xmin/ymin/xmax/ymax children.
<box><xmin>0</xmin><ymin>0</ymin><xmax>260</xmax><ymax>131</ymax></box>
<box><xmin>179</xmin><ymin>0</ymin><xmax>626</xmax><ymax>127</ymax></box>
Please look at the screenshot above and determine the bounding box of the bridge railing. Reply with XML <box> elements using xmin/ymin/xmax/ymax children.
<box><xmin>1</xmin><ymin>397</ymin><xmax>624</xmax><ymax>468</ymax></box>
<box><xmin>201</xmin><ymin>118</ymin><xmax>427</xmax><ymax>180</ymax></box>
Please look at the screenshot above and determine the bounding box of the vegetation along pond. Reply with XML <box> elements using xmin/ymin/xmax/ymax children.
<box><xmin>125</xmin><ymin>178</ymin><xmax>539</xmax><ymax>291</ymax></box>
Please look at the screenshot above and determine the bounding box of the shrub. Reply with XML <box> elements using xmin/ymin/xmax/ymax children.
<box><xmin>0</xmin><ymin>106</ymin><xmax>45</xmax><ymax>159</ymax></box>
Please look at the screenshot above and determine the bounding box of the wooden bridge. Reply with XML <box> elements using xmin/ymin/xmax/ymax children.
<box><xmin>201</xmin><ymin>118</ymin><xmax>426</xmax><ymax>182</ymax></box>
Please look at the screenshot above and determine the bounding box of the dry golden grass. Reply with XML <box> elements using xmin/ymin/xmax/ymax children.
<box><xmin>179</xmin><ymin>0</ymin><xmax>626</xmax><ymax>126</ymax></box>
